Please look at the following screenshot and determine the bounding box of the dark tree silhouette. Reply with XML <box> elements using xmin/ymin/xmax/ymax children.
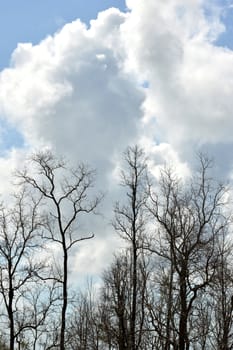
<box><xmin>17</xmin><ymin>151</ymin><xmax>102</xmax><ymax>350</ymax></box>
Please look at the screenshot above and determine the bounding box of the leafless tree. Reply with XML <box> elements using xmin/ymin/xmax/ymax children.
<box><xmin>99</xmin><ymin>250</ymin><xmax>151</xmax><ymax>350</ymax></box>
<box><xmin>144</xmin><ymin>254</ymin><xmax>179</xmax><ymax>350</ymax></box>
<box><xmin>14</xmin><ymin>279</ymin><xmax>61</xmax><ymax>350</ymax></box>
<box><xmin>113</xmin><ymin>145</ymin><xmax>149</xmax><ymax>350</ymax></box>
<box><xmin>146</xmin><ymin>155</ymin><xmax>229</xmax><ymax>350</ymax></box>
<box><xmin>207</xmin><ymin>228</ymin><xmax>233</xmax><ymax>350</ymax></box>
<box><xmin>16</xmin><ymin>151</ymin><xmax>102</xmax><ymax>350</ymax></box>
<box><xmin>0</xmin><ymin>189</ymin><xmax>44</xmax><ymax>350</ymax></box>
<box><xmin>101</xmin><ymin>252</ymin><xmax>131</xmax><ymax>350</ymax></box>
<box><xmin>66</xmin><ymin>283</ymin><xmax>103</xmax><ymax>350</ymax></box>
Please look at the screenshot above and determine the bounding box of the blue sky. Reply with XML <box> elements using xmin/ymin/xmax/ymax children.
<box><xmin>0</xmin><ymin>0</ymin><xmax>126</xmax><ymax>153</ymax></box>
<box><xmin>217</xmin><ymin>2</ymin><xmax>233</xmax><ymax>48</ymax></box>
<box><xmin>0</xmin><ymin>0</ymin><xmax>126</xmax><ymax>70</ymax></box>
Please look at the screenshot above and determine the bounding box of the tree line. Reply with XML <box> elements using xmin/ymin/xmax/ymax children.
<box><xmin>0</xmin><ymin>147</ymin><xmax>232</xmax><ymax>350</ymax></box>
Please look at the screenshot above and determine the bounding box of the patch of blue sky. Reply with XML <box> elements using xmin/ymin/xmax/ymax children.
<box><xmin>141</xmin><ymin>81</ymin><xmax>150</xmax><ymax>89</ymax></box>
<box><xmin>0</xmin><ymin>0</ymin><xmax>127</xmax><ymax>70</ymax></box>
<box><xmin>0</xmin><ymin>118</ymin><xmax>25</xmax><ymax>155</ymax></box>
<box><xmin>215</xmin><ymin>2</ymin><xmax>233</xmax><ymax>49</ymax></box>
<box><xmin>202</xmin><ymin>0</ymin><xmax>233</xmax><ymax>49</ymax></box>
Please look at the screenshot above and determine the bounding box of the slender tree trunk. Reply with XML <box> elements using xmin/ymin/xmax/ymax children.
<box><xmin>9</xmin><ymin>268</ymin><xmax>14</xmax><ymax>350</ymax></box>
<box><xmin>130</xmin><ymin>241</ymin><xmax>137</xmax><ymax>350</ymax></box>
<box><xmin>113</xmin><ymin>147</ymin><xmax>148</xmax><ymax>350</ymax></box>
<box><xmin>9</xmin><ymin>292</ymin><xmax>14</xmax><ymax>350</ymax></box>
<box><xmin>179</xmin><ymin>268</ymin><xmax>189</xmax><ymax>350</ymax></box>
<box><xmin>60</xmin><ymin>248</ymin><xmax>68</xmax><ymax>350</ymax></box>
<box><xmin>118</xmin><ymin>301</ymin><xmax>127</xmax><ymax>350</ymax></box>
<box><xmin>165</xmin><ymin>258</ymin><xmax>174</xmax><ymax>350</ymax></box>
<box><xmin>130</xmin><ymin>177</ymin><xmax>138</xmax><ymax>350</ymax></box>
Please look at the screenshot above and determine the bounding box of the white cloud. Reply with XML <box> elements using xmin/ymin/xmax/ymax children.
<box><xmin>122</xmin><ymin>0</ymin><xmax>233</xmax><ymax>164</ymax></box>
<box><xmin>0</xmin><ymin>148</ymin><xmax>28</xmax><ymax>196</ymax></box>
<box><xmin>0</xmin><ymin>8</ymin><xmax>144</xmax><ymax>170</ymax></box>
<box><xmin>2</xmin><ymin>1</ymin><xmax>231</xmax><ymax>176</ymax></box>
<box><xmin>0</xmin><ymin>1</ymin><xmax>233</xmax><ymax>278</ymax></box>
<box><xmin>0</xmin><ymin>7</ymin><xmax>146</xmax><ymax>280</ymax></box>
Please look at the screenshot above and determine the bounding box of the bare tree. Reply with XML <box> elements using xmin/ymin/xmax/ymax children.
<box><xmin>112</xmin><ymin>145</ymin><xmax>149</xmax><ymax>350</ymax></box>
<box><xmin>146</xmin><ymin>156</ymin><xmax>229</xmax><ymax>350</ymax></box>
<box><xmin>16</xmin><ymin>151</ymin><xmax>102</xmax><ymax>350</ymax></box>
<box><xmin>101</xmin><ymin>252</ymin><xmax>131</xmax><ymax>350</ymax></box>
<box><xmin>207</xmin><ymin>228</ymin><xmax>233</xmax><ymax>350</ymax></box>
<box><xmin>66</xmin><ymin>283</ymin><xmax>103</xmax><ymax>350</ymax></box>
<box><xmin>99</xmin><ymin>250</ymin><xmax>151</xmax><ymax>350</ymax></box>
<box><xmin>0</xmin><ymin>189</ymin><xmax>44</xmax><ymax>350</ymax></box>
<box><xmin>14</xmin><ymin>279</ymin><xmax>61</xmax><ymax>350</ymax></box>
<box><xmin>144</xmin><ymin>254</ymin><xmax>179</xmax><ymax>350</ymax></box>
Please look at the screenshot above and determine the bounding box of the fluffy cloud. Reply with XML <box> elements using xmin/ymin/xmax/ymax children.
<box><xmin>2</xmin><ymin>1</ymin><xmax>231</xmax><ymax>176</ymax></box>
<box><xmin>0</xmin><ymin>8</ymin><xmax>144</xmax><ymax>173</ymax></box>
<box><xmin>0</xmin><ymin>7</ymin><xmax>146</xmax><ymax>278</ymax></box>
<box><xmin>122</xmin><ymin>0</ymin><xmax>233</xmax><ymax>168</ymax></box>
<box><xmin>0</xmin><ymin>1</ymin><xmax>233</xmax><ymax>277</ymax></box>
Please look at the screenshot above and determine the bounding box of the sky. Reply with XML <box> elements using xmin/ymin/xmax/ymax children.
<box><xmin>0</xmin><ymin>0</ymin><xmax>126</xmax><ymax>69</ymax></box>
<box><xmin>0</xmin><ymin>0</ymin><xmax>233</xmax><ymax>279</ymax></box>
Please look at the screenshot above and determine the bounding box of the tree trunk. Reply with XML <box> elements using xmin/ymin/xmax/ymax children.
<box><xmin>9</xmin><ymin>269</ymin><xmax>14</xmax><ymax>350</ymax></box>
<box><xmin>165</xmin><ymin>258</ymin><xmax>174</xmax><ymax>350</ymax></box>
<box><xmin>130</xmin><ymin>242</ymin><xmax>137</xmax><ymax>350</ymax></box>
<box><xmin>60</xmin><ymin>248</ymin><xmax>68</xmax><ymax>350</ymax></box>
<box><xmin>179</xmin><ymin>267</ymin><xmax>189</xmax><ymax>350</ymax></box>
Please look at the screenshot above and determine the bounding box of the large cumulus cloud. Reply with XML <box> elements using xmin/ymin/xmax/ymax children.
<box><xmin>0</xmin><ymin>1</ymin><xmax>233</xmax><ymax>278</ymax></box>
<box><xmin>0</xmin><ymin>7</ymin><xmax>146</xmax><ymax>279</ymax></box>
<box><xmin>2</xmin><ymin>1</ymin><xmax>231</xmax><ymax>178</ymax></box>
<box><xmin>122</xmin><ymin>0</ymin><xmax>233</xmax><ymax>173</ymax></box>
<box><xmin>0</xmin><ymin>8</ymin><xmax>144</xmax><ymax>172</ymax></box>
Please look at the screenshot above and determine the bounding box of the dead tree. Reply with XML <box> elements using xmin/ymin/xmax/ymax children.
<box><xmin>17</xmin><ymin>151</ymin><xmax>102</xmax><ymax>350</ymax></box>
<box><xmin>147</xmin><ymin>156</ymin><xmax>229</xmax><ymax>350</ymax></box>
<box><xmin>0</xmin><ymin>189</ymin><xmax>44</xmax><ymax>350</ymax></box>
<box><xmin>209</xmin><ymin>228</ymin><xmax>233</xmax><ymax>350</ymax></box>
<box><xmin>113</xmin><ymin>146</ymin><xmax>148</xmax><ymax>350</ymax></box>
